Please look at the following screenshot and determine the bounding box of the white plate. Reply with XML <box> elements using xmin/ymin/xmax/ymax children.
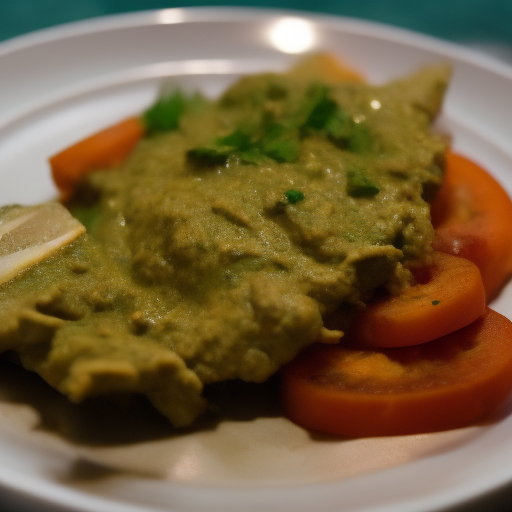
<box><xmin>1</xmin><ymin>8</ymin><xmax>512</xmax><ymax>512</ymax></box>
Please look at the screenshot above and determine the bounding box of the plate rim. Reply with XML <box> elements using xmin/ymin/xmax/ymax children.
<box><xmin>1</xmin><ymin>6</ymin><xmax>512</xmax><ymax>80</ymax></box>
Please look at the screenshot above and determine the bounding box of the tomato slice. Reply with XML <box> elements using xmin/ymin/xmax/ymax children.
<box><xmin>281</xmin><ymin>308</ymin><xmax>512</xmax><ymax>437</ymax></box>
<box><xmin>338</xmin><ymin>252</ymin><xmax>485</xmax><ymax>347</ymax></box>
<box><xmin>431</xmin><ymin>152</ymin><xmax>512</xmax><ymax>300</ymax></box>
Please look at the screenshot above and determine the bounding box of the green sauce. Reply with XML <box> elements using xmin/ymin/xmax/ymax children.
<box><xmin>0</xmin><ymin>62</ymin><xmax>450</xmax><ymax>427</ymax></box>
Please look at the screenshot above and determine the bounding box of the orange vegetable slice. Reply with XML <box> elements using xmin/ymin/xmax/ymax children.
<box><xmin>281</xmin><ymin>308</ymin><xmax>512</xmax><ymax>437</ymax></box>
<box><xmin>341</xmin><ymin>252</ymin><xmax>486</xmax><ymax>347</ymax></box>
<box><xmin>50</xmin><ymin>116</ymin><xmax>144</xmax><ymax>202</ymax></box>
<box><xmin>431</xmin><ymin>152</ymin><xmax>512</xmax><ymax>300</ymax></box>
<box><xmin>286</xmin><ymin>52</ymin><xmax>365</xmax><ymax>83</ymax></box>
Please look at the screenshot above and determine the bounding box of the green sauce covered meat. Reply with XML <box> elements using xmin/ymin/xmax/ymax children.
<box><xmin>0</xmin><ymin>61</ymin><xmax>450</xmax><ymax>427</ymax></box>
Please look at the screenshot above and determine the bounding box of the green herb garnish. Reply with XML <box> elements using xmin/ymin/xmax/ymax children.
<box><xmin>186</xmin><ymin>145</ymin><xmax>233</xmax><ymax>166</ymax></box>
<box><xmin>143</xmin><ymin>91</ymin><xmax>206</xmax><ymax>135</ymax></box>
<box><xmin>188</xmin><ymin>83</ymin><xmax>374</xmax><ymax>168</ymax></box>
<box><xmin>259</xmin><ymin>123</ymin><xmax>300</xmax><ymax>163</ymax></box>
<box><xmin>285</xmin><ymin>189</ymin><xmax>305</xmax><ymax>204</ymax></box>
<box><xmin>302</xmin><ymin>85</ymin><xmax>373</xmax><ymax>152</ymax></box>
<box><xmin>143</xmin><ymin>91</ymin><xmax>186</xmax><ymax>134</ymax></box>
<box><xmin>345</xmin><ymin>121</ymin><xmax>373</xmax><ymax>153</ymax></box>
<box><xmin>303</xmin><ymin>86</ymin><xmax>340</xmax><ymax>130</ymax></box>
<box><xmin>188</xmin><ymin>129</ymin><xmax>265</xmax><ymax>166</ymax></box>
<box><xmin>188</xmin><ymin>124</ymin><xmax>300</xmax><ymax>167</ymax></box>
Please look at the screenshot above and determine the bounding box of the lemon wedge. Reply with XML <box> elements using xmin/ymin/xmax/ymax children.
<box><xmin>0</xmin><ymin>203</ymin><xmax>85</xmax><ymax>285</ymax></box>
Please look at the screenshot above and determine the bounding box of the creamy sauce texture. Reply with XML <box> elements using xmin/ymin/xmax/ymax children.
<box><xmin>0</xmin><ymin>63</ymin><xmax>450</xmax><ymax>426</ymax></box>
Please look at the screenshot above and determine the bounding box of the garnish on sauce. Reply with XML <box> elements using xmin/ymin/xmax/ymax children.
<box><xmin>6</xmin><ymin>55</ymin><xmax>512</xmax><ymax>438</ymax></box>
<box><xmin>284</xmin><ymin>189</ymin><xmax>305</xmax><ymax>204</ymax></box>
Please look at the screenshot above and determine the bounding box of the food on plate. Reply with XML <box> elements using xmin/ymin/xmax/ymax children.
<box><xmin>431</xmin><ymin>152</ymin><xmax>512</xmax><ymax>301</ymax></box>
<box><xmin>2</xmin><ymin>53</ymin><xmax>511</xmax><ymax>436</ymax></box>
<box><xmin>282</xmin><ymin>149</ymin><xmax>512</xmax><ymax>437</ymax></box>
<box><xmin>281</xmin><ymin>307</ymin><xmax>512</xmax><ymax>437</ymax></box>
<box><xmin>335</xmin><ymin>250</ymin><xmax>486</xmax><ymax>348</ymax></box>
<box><xmin>50</xmin><ymin>118</ymin><xmax>145</xmax><ymax>203</ymax></box>
<box><xmin>50</xmin><ymin>53</ymin><xmax>367</xmax><ymax>206</ymax></box>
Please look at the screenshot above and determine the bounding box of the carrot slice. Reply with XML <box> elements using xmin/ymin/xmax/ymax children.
<box><xmin>286</xmin><ymin>52</ymin><xmax>365</xmax><ymax>83</ymax></box>
<box><xmin>281</xmin><ymin>308</ymin><xmax>512</xmax><ymax>437</ymax></box>
<box><xmin>431</xmin><ymin>152</ymin><xmax>512</xmax><ymax>300</ymax></box>
<box><xmin>336</xmin><ymin>251</ymin><xmax>486</xmax><ymax>347</ymax></box>
<box><xmin>50</xmin><ymin>117</ymin><xmax>144</xmax><ymax>202</ymax></box>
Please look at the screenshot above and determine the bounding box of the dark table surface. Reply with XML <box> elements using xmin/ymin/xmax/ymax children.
<box><xmin>1</xmin><ymin>1</ymin><xmax>512</xmax><ymax>511</ymax></box>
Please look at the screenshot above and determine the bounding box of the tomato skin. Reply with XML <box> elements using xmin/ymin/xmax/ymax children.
<box><xmin>431</xmin><ymin>152</ymin><xmax>512</xmax><ymax>300</ymax></box>
<box><xmin>341</xmin><ymin>252</ymin><xmax>485</xmax><ymax>347</ymax></box>
<box><xmin>281</xmin><ymin>308</ymin><xmax>512</xmax><ymax>437</ymax></box>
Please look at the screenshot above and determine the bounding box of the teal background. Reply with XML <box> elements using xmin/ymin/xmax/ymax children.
<box><xmin>1</xmin><ymin>0</ymin><xmax>512</xmax><ymax>62</ymax></box>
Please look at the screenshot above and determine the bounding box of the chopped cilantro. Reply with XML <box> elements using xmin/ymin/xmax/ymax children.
<box><xmin>239</xmin><ymin>148</ymin><xmax>267</xmax><ymax>165</ymax></box>
<box><xmin>188</xmin><ymin>129</ymin><xmax>265</xmax><ymax>166</ymax></box>
<box><xmin>188</xmin><ymin>124</ymin><xmax>300</xmax><ymax>167</ymax></box>
<box><xmin>188</xmin><ymin>83</ymin><xmax>374</xmax><ymax>168</ymax></box>
<box><xmin>323</xmin><ymin>109</ymin><xmax>351</xmax><ymax>139</ymax></box>
<box><xmin>346</xmin><ymin>169</ymin><xmax>380</xmax><ymax>198</ymax></box>
<box><xmin>143</xmin><ymin>91</ymin><xmax>206</xmax><ymax>135</ymax></box>
<box><xmin>262</xmin><ymin>138</ymin><xmax>300</xmax><ymax>163</ymax></box>
<box><xmin>303</xmin><ymin>86</ymin><xmax>339</xmax><ymax>130</ymax></box>
<box><xmin>259</xmin><ymin>124</ymin><xmax>300</xmax><ymax>163</ymax></box>
<box><xmin>216</xmin><ymin>130</ymin><xmax>268</xmax><ymax>164</ymax></box>
<box><xmin>285</xmin><ymin>189</ymin><xmax>305</xmax><ymax>204</ymax></box>
<box><xmin>302</xmin><ymin>85</ymin><xmax>374</xmax><ymax>153</ymax></box>
<box><xmin>143</xmin><ymin>91</ymin><xmax>186</xmax><ymax>134</ymax></box>
<box><xmin>217</xmin><ymin>129</ymin><xmax>253</xmax><ymax>149</ymax></box>
<box><xmin>187</xmin><ymin>145</ymin><xmax>233</xmax><ymax>166</ymax></box>
<box><xmin>432</xmin><ymin>300</ymin><xmax>441</xmax><ymax>305</ymax></box>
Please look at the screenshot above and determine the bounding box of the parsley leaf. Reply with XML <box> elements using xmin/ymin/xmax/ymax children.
<box><xmin>302</xmin><ymin>86</ymin><xmax>341</xmax><ymax>131</ymax></box>
<box><xmin>285</xmin><ymin>189</ymin><xmax>305</xmax><ymax>204</ymax></box>
<box><xmin>188</xmin><ymin>129</ymin><xmax>261</xmax><ymax>166</ymax></box>
<box><xmin>143</xmin><ymin>91</ymin><xmax>206</xmax><ymax>135</ymax></box>
<box><xmin>302</xmin><ymin>85</ymin><xmax>373</xmax><ymax>153</ymax></box>
<box><xmin>187</xmin><ymin>145</ymin><xmax>233</xmax><ymax>166</ymax></box>
<box><xmin>188</xmin><ymin>82</ymin><xmax>374</xmax><ymax>168</ymax></box>
<box><xmin>188</xmin><ymin>124</ymin><xmax>300</xmax><ymax>167</ymax></box>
